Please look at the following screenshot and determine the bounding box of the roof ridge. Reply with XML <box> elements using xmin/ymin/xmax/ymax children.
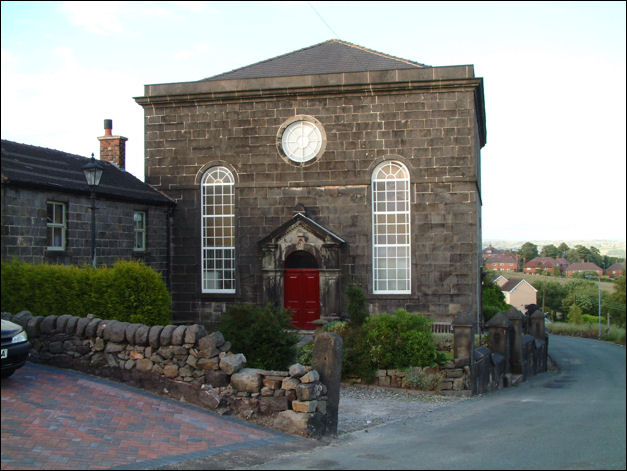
<box><xmin>1</xmin><ymin>139</ymin><xmax>90</xmax><ymax>162</ymax></box>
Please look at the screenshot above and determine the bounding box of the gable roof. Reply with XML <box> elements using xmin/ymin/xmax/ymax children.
<box><xmin>607</xmin><ymin>262</ymin><xmax>625</xmax><ymax>271</ymax></box>
<box><xmin>566</xmin><ymin>262</ymin><xmax>602</xmax><ymax>272</ymax></box>
<box><xmin>1</xmin><ymin>140</ymin><xmax>174</xmax><ymax>206</ymax></box>
<box><xmin>500</xmin><ymin>278</ymin><xmax>537</xmax><ymax>293</ymax></box>
<box><xmin>203</xmin><ymin>40</ymin><xmax>429</xmax><ymax>81</ymax></box>
<box><xmin>524</xmin><ymin>256</ymin><xmax>562</xmax><ymax>268</ymax></box>
<box><xmin>485</xmin><ymin>253</ymin><xmax>518</xmax><ymax>264</ymax></box>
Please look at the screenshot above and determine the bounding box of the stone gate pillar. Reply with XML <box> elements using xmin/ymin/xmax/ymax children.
<box><xmin>505</xmin><ymin>306</ymin><xmax>524</xmax><ymax>375</ymax></box>
<box><xmin>530</xmin><ymin>309</ymin><xmax>546</xmax><ymax>340</ymax></box>
<box><xmin>453</xmin><ymin>312</ymin><xmax>475</xmax><ymax>368</ymax></box>
<box><xmin>312</xmin><ymin>331</ymin><xmax>343</xmax><ymax>436</ymax></box>
<box><xmin>486</xmin><ymin>312</ymin><xmax>513</xmax><ymax>375</ymax></box>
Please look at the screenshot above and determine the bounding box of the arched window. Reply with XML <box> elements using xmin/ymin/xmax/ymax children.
<box><xmin>372</xmin><ymin>161</ymin><xmax>411</xmax><ymax>294</ymax></box>
<box><xmin>201</xmin><ymin>167</ymin><xmax>235</xmax><ymax>293</ymax></box>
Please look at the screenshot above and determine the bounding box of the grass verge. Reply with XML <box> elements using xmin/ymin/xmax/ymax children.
<box><xmin>548</xmin><ymin>321</ymin><xmax>625</xmax><ymax>346</ymax></box>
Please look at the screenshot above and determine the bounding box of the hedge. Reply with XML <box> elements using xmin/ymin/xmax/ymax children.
<box><xmin>1</xmin><ymin>259</ymin><xmax>171</xmax><ymax>326</ymax></box>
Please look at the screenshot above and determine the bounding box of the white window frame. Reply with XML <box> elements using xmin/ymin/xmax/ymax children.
<box><xmin>46</xmin><ymin>201</ymin><xmax>66</xmax><ymax>251</ymax></box>
<box><xmin>201</xmin><ymin>167</ymin><xmax>236</xmax><ymax>294</ymax></box>
<box><xmin>372</xmin><ymin>161</ymin><xmax>411</xmax><ymax>294</ymax></box>
<box><xmin>133</xmin><ymin>211</ymin><xmax>146</xmax><ymax>252</ymax></box>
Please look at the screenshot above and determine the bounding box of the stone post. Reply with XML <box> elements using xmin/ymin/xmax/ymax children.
<box><xmin>530</xmin><ymin>309</ymin><xmax>546</xmax><ymax>340</ymax></box>
<box><xmin>312</xmin><ymin>331</ymin><xmax>343</xmax><ymax>436</ymax></box>
<box><xmin>504</xmin><ymin>306</ymin><xmax>524</xmax><ymax>375</ymax></box>
<box><xmin>486</xmin><ymin>312</ymin><xmax>513</xmax><ymax>375</ymax></box>
<box><xmin>453</xmin><ymin>312</ymin><xmax>475</xmax><ymax>368</ymax></box>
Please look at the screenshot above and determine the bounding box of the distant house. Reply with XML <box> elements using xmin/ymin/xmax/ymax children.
<box><xmin>523</xmin><ymin>256</ymin><xmax>566</xmax><ymax>275</ymax></box>
<box><xmin>484</xmin><ymin>253</ymin><xmax>519</xmax><ymax>272</ymax></box>
<box><xmin>564</xmin><ymin>262</ymin><xmax>603</xmax><ymax>278</ymax></box>
<box><xmin>605</xmin><ymin>262</ymin><xmax>625</xmax><ymax>278</ymax></box>
<box><xmin>482</xmin><ymin>244</ymin><xmax>502</xmax><ymax>258</ymax></box>
<box><xmin>1</xmin><ymin>122</ymin><xmax>175</xmax><ymax>278</ymax></box>
<box><xmin>498</xmin><ymin>277</ymin><xmax>538</xmax><ymax>313</ymax></box>
<box><xmin>493</xmin><ymin>274</ymin><xmax>508</xmax><ymax>287</ymax></box>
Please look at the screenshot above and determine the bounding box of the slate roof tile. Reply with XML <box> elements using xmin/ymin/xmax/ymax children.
<box><xmin>203</xmin><ymin>39</ymin><xmax>429</xmax><ymax>81</ymax></box>
<box><xmin>1</xmin><ymin>140</ymin><xmax>174</xmax><ymax>206</ymax></box>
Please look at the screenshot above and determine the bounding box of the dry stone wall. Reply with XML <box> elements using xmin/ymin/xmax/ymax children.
<box><xmin>3</xmin><ymin>310</ymin><xmax>329</xmax><ymax>438</ymax></box>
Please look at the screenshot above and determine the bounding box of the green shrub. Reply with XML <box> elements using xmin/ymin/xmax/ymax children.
<box><xmin>345</xmin><ymin>281</ymin><xmax>368</xmax><ymax>327</ymax></box>
<box><xmin>582</xmin><ymin>314</ymin><xmax>601</xmax><ymax>325</ymax></box>
<box><xmin>363</xmin><ymin>309</ymin><xmax>437</xmax><ymax>369</ymax></box>
<box><xmin>1</xmin><ymin>259</ymin><xmax>171</xmax><ymax>325</ymax></box>
<box><xmin>296</xmin><ymin>343</ymin><xmax>313</xmax><ymax>366</ymax></box>
<box><xmin>482</xmin><ymin>272</ymin><xmax>509</xmax><ymax>323</ymax></box>
<box><xmin>341</xmin><ymin>325</ymin><xmax>377</xmax><ymax>383</ymax></box>
<box><xmin>568</xmin><ymin>304</ymin><xmax>584</xmax><ymax>324</ymax></box>
<box><xmin>217</xmin><ymin>303</ymin><xmax>299</xmax><ymax>370</ymax></box>
<box><xmin>339</xmin><ymin>309</ymin><xmax>439</xmax><ymax>382</ymax></box>
<box><xmin>405</xmin><ymin>367</ymin><xmax>444</xmax><ymax>392</ymax></box>
<box><xmin>324</xmin><ymin>320</ymin><xmax>347</xmax><ymax>335</ymax></box>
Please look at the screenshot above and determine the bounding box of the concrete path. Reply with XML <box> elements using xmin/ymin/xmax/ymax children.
<box><xmin>1</xmin><ymin>363</ymin><xmax>315</xmax><ymax>470</ymax></box>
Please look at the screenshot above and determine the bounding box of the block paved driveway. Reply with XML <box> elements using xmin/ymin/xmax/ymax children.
<box><xmin>1</xmin><ymin>362</ymin><xmax>310</xmax><ymax>470</ymax></box>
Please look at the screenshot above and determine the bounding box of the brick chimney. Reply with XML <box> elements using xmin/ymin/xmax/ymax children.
<box><xmin>98</xmin><ymin>119</ymin><xmax>128</xmax><ymax>169</ymax></box>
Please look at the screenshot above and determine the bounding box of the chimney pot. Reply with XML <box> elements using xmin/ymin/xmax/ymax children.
<box><xmin>98</xmin><ymin>119</ymin><xmax>127</xmax><ymax>169</ymax></box>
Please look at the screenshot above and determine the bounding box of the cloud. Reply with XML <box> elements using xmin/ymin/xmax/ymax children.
<box><xmin>59</xmin><ymin>1</ymin><xmax>128</xmax><ymax>36</ymax></box>
<box><xmin>1</xmin><ymin>44</ymin><xmax>145</xmax><ymax>179</ymax></box>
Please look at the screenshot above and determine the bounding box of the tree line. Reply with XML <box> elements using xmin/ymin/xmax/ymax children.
<box><xmin>518</xmin><ymin>241</ymin><xmax>624</xmax><ymax>269</ymax></box>
<box><xmin>532</xmin><ymin>275</ymin><xmax>625</xmax><ymax>328</ymax></box>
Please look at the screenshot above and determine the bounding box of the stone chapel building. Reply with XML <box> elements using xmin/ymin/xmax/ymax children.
<box><xmin>134</xmin><ymin>40</ymin><xmax>487</xmax><ymax>329</ymax></box>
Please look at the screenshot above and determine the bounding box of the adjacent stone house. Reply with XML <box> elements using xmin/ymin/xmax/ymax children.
<box><xmin>1</xmin><ymin>123</ymin><xmax>175</xmax><ymax>277</ymax></box>
<box><xmin>134</xmin><ymin>40</ymin><xmax>487</xmax><ymax>328</ymax></box>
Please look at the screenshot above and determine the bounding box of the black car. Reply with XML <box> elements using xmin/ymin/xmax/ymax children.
<box><xmin>1</xmin><ymin>319</ymin><xmax>31</xmax><ymax>378</ymax></box>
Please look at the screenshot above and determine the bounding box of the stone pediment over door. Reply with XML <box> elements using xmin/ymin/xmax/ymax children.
<box><xmin>260</xmin><ymin>212</ymin><xmax>345</xmax><ymax>270</ymax></box>
<box><xmin>259</xmin><ymin>212</ymin><xmax>346</xmax><ymax>324</ymax></box>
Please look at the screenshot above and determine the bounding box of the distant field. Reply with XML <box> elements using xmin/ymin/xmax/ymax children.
<box><xmin>490</xmin><ymin>271</ymin><xmax>616</xmax><ymax>293</ymax></box>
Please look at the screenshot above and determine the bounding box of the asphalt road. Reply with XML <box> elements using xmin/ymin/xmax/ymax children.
<box><xmin>250</xmin><ymin>335</ymin><xmax>626</xmax><ymax>470</ymax></box>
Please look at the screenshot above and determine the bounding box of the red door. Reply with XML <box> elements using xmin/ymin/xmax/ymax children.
<box><xmin>284</xmin><ymin>269</ymin><xmax>320</xmax><ymax>330</ymax></box>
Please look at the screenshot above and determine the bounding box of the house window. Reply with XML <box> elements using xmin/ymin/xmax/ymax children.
<box><xmin>372</xmin><ymin>161</ymin><xmax>411</xmax><ymax>294</ymax></box>
<box><xmin>201</xmin><ymin>167</ymin><xmax>235</xmax><ymax>293</ymax></box>
<box><xmin>46</xmin><ymin>201</ymin><xmax>66</xmax><ymax>250</ymax></box>
<box><xmin>133</xmin><ymin>211</ymin><xmax>146</xmax><ymax>251</ymax></box>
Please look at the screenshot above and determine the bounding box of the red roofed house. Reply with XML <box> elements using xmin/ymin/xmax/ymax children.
<box><xmin>605</xmin><ymin>262</ymin><xmax>625</xmax><ymax>278</ymax></box>
<box><xmin>565</xmin><ymin>262</ymin><xmax>603</xmax><ymax>278</ymax></box>
<box><xmin>484</xmin><ymin>253</ymin><xmax>519</xmax><ymax>272</ymax></box>
<box><xmin>523</xmin><ymin>257</ymin><xmax>566</xmax><ymax>275</ymax></box>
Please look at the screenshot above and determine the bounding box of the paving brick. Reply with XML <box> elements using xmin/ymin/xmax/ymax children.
<box><xmin>1</xmin><ymin>363</ymin><xmax>298</xmax><ymax>469</ymax></box>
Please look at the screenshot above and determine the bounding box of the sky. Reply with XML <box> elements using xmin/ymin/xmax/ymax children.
<box><xmin>2</xmin><ymin>1</ymin><xmax>625</xmax><ymax>242</ymax></box>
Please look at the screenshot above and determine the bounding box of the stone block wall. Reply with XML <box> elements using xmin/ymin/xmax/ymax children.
<box><xmin>1</xmin><ymin>186</ymin><xmax>169</xmax><ymax>276</ymax></box>
<box><xmin>136</xmin><ymin>67</ymin><xmax>484</xmax><ymax>326</ymax></box>
<box><xmin>3</xmin><ymin>310</ymin><xmax>330</xmax><ymax>438</ymax></box>
<box><xmin>371</xmin><ymin>365</ymin><xmax>471</xmax><ymax>395</ymax></box>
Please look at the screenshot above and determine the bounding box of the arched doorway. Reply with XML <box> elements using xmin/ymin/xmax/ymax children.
<box><xmin>284</xmin><ymin>251</ymin><xmax>320</xmax><ymax>330</ymax></box>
